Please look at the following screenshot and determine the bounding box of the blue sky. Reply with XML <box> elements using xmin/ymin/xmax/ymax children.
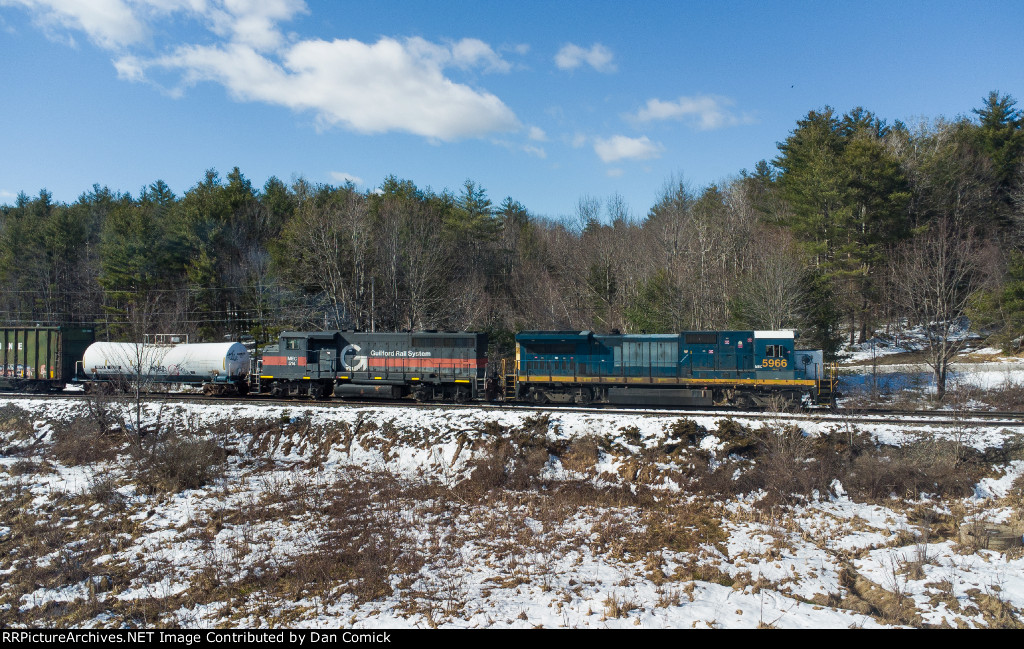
<box><xmin>1</xmin><ymin>0</ymin><xmax>1022</xmax><ymax>221</ymax></box>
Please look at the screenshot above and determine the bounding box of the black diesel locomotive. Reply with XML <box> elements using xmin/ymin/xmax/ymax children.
<box><xmin>256</xmin><ymin>330</ymin><xmax>489</xmax><ymax>401</ymax></box>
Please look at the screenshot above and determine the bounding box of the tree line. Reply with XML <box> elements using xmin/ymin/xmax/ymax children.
<box><xmin>2</xmin><ymin>92</ymin><xmax>1022</xmax><ymax>398</ymax></box>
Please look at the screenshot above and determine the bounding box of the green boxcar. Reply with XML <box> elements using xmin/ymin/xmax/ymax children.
<box><xmin>0</xmin><ymin>326</ymin><xmax>95</xmax><ymax>392</ymax></box>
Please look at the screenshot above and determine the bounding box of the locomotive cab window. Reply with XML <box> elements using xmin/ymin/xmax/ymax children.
<box><xmin>285</xmin><ymin>338</ymin><xmax>301</xmax><ymax>351</ymax></box>
<box><xmin>766</xmin><ymin>345</ymin><xmax>785</xmax><ymax>357</ymax></box>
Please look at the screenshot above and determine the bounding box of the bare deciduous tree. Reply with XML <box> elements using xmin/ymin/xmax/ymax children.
<box><xmin>892</xmin><ymin>216</ymin><xmax>989</xmax><ymax>400</ymax></box>
<box><xmin>734</xmin><ymin>227</ymin><xmax>806</xmax><ymax>330</ymax></box>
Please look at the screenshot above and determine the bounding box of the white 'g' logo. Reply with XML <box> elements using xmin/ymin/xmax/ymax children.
<box><xmin>341</xmin><ymin>344</ymin><xmax>367</xmax><ymax>371</ymax></box>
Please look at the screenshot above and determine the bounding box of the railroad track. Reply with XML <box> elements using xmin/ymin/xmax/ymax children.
<box><xmin>3</xmin><ymin>391</ymin><xmax>1024</xmax><ymax>429</ymax></box>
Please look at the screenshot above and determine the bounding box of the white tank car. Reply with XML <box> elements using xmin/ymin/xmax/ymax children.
<box><xmin>83</xmin><ymin>342</ymin><xmax>250</xmax><ymax>380</ymax></box>
<box><xmin>163</xmin><ymin>343</ymin><xmax>250</xmax><ymax>379</ymax></box>
<box><xmin>83</xmin><ymin>342</ymin><xmax>167</xmax><ymax>377</ymax></box>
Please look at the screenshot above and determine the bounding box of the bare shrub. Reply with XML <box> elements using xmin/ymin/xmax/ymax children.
<box><xmin>980</xmin><ymin>379</ymin><xmax>1024</xmax><ymax>412</ymax></box>
<box><xmin>139</xmin><ymin>430</ymin><xmax>225</xmax><ymax>493</ymax></box>
<box><xmin>0</xmin><ymin>404</ymin><xmax>34</xmax><ymax>440</ymax></box>
<box><xmin>51</xmin><ymin>416</ymin><xmax>120</xmax><ymax>466</ymax></box>
<box><xmin>845</xmin><ymin>439</ymin><xmax>981</xmax><ymax>501</ymax></box>
<box><xmin>740</xmin><ymin>425</ymin><xmax>823</xmax><ymax>507</ymax></box>
<box><xmin>461</xmin><ymin>429</ymin><xmax>552</xmax><ymax>494</ymax></box>
<box><xmin>681</xmin><ymin>414</ymin><xmax>990</xmax><ymax>506</ymax></box>
<box><xmin>667</xmin><ymin>418</ymin><xmax>706</xmax><ymax>445</ymax></box>
<box><xmin>9</xmin><ymin>459</ymin><xmax>45</xmax><ymax>476</ymax></box>
<box><xmin>688</xmin><ymin>421</ymin><xmax>833</xmax><ymax>506</ymax></box>
<box><xmin>88</xmin><ymin>474</ymin><xmax>124</xmax><ymax>509</ymax></box>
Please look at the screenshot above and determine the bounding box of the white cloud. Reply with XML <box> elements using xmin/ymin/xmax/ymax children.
<box><xmin>7</xmin><ymin>0</ymin><xmax>521</xmax><ymax>141</ymax></box>
<box><xmin>404</xmin><ymin>36</ymin><xmax>513</xmax><ymax>74</ymax></box>
<box><xmin>113</xmin><ymin>53</ymin><xmax>145</xmax><ymax>81</ymax></box>
<box><xmin>1</xmin><ymin>0</ymin><xmax>148</xmax><ymax>48</ymax></box>
<box><xmin>632</xmin><ymin>94</ymin><xmax>756</xmax><ymax>130</ymax></box>
<box><xmin>593</xmin><ymin>135</ymin><xmax>663</xmax><ymax>163</ymax></box>
<box><xmin>527</xmin><ymin>126</ymin><xmax>547</xmax><ymax>142</ymax></box>
<box><xmin>329</xmin><ymin>171</ymin><xmax>363</xmax><ymax>185</ymax></box>
<box><xmin>555</xmin><ymin>43</ymin><xmax>615</xmax><ymax>73</ymax></box>
<box><xmin>205</xmin><ymin>0</ymin><xmax>308</xmax><ymax>51</ymax></box>
<box><xmin>1</xmin><ymin>0</ymin><xmax>308</xmax><ymax>50</ymax></box>
<box><xmin>606</xmin><ymin>168</ymin><xmax>624</xmax><ymax>178</ymax></box>
<box><xmin>451</xmin><ymin>38</ymin><xmax>512</xmax><ymax>73</ymax></box>
<box><xmin>138</xmin><ymin>37</ymin><xmax>519</xmax><ymax>140</ymax></box>
<box><xmin>493</xmin><ymin>139</ymin><xmax>547</xmax><ymax>159</ymax></box>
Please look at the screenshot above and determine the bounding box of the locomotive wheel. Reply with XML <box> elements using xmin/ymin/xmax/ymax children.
<box><xmin>574</xmin><ymin>388</ymin><xmax>592</xmax><ymax>405</ymax></box>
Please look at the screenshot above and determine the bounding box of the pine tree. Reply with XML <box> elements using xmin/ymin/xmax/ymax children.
<box><xmin>775</xmin><ymin>107</ymin><xmax>911</xmax><ymax>342</ymax></box>
<box><xmin>972</xmin><ymin>91</ymin><xmax>1024</xmax><ymax>228</ymax></box>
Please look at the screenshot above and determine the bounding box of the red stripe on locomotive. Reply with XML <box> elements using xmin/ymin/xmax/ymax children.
<box><xmin>261</xmin><ymin>356</ymin><xmax>306</xmax><ymax>366</ymax></box>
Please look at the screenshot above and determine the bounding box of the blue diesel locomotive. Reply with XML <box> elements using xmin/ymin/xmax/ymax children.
<box><xmin>508</xmin><ymin>330</ymin><xmax>836</xmax><ymax>407</ymax></box>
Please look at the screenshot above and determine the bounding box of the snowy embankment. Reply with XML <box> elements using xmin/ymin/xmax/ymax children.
<box><xmin>1</xmin><ymin>396</ymin><xmax>1022</xmax><ymax>629</ymax></box>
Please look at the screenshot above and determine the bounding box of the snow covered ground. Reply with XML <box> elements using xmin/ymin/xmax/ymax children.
<box><xmin>1</xmin><ymin>396</ymin><xmax>1022</xmax><ymax>629</ymax></box>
